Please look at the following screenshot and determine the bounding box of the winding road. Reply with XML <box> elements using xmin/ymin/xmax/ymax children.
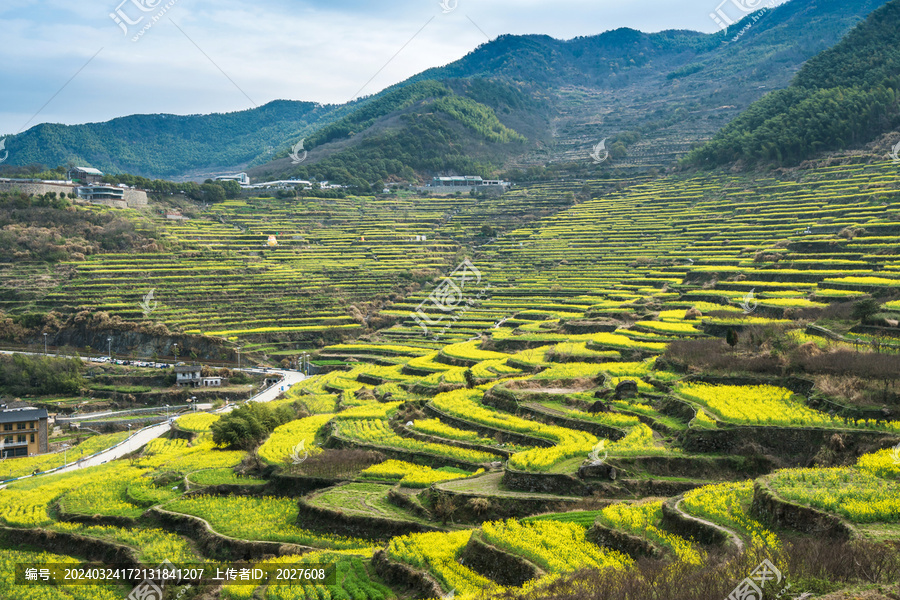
<box><xmin>0</xmin><ymin>354</ymin><xmax>307</xmax><ymax>482</ymax></box>
<box><xmin>53</xmin><ymin>369</ymin><xmax>307</xmax><ymax>473</ymax></box>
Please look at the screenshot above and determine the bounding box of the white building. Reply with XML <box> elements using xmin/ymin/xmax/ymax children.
<box><xmin>215</xmin><ymin>173</ymin><xmax>250</xmax><ymax>186</ymax></box>
<box><xmin>75</xmin><ymin>185</ymin><xmax>125</xmax><ymax>201</ymax></box>
<box><xmin>424</xmin><ymin>176</ymin><xmax>511</xmax><ymax>192</ymax></box>
<box><xmin>247</xmin><ymin>179</ymin><xmax>312</xmax><ymax>190</ymax></box>
<box><xmin>174</xmin><ymin>366</ymin><xmax>202</xmax><ymax>387</ymax></box>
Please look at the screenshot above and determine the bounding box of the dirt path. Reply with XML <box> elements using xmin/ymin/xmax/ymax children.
<box><xmin>673</xmin><ymin>497</ymin><xmax>744</xmax><ymax>553</ymax></box>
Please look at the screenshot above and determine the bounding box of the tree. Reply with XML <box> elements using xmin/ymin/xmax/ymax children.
<box><xmin>219</xmin><ymin>180</ymin><xmax>242</xmax><ymax>199</ymax></box>
<box><xmin>211</xmin><ymin>402</ymin><xmax>294</xmax><ymax>450</ymax></box>
<box><xmin>726</xmin><ymin>329</ymin><xmax>739</xmax><ymax>349</ymax></box>
<box><xmin>464</xmin><ymin>368</ymin><xmax>476</xmax><ymax>389</ymax></box>
<box><xmin>852</xmin><ymin>298</ymin><xmax>880</xmax><ymax>322</ymax></box>
<box><xmin>199</xmin><ymin>183</ymin><xmax>226</xmax><ymax>203</ymax></box>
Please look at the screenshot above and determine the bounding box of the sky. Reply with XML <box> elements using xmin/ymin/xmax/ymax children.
<box><xmin>0</xmin><ymin>0</ymin><xmax>736</xmax><ymax>136</ymax></box>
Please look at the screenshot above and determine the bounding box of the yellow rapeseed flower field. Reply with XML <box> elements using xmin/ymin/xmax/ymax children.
<box><xmin>481</xmin><ymin>519</ymin><xmax>633</xmax><ymax>572</ymax></box>
<box><xmin>679</xmin><ymin>383</ymin><xmax>900</xmax><ymax>432</ymax></box>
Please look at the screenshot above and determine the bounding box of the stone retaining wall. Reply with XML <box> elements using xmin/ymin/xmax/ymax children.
<box><xmin>751</xmin><ymin>479</ymin><xmax>854</xmax><ymax>540</ymax></box>
<box><xmin>502</xmin><ymin>468</ymin><xmax>591</xmax><ymax>496</ymax></box>
<box><xmin>459</xmin><ymin>531</ymin><xmax>542</xmax><ymax>586</ymax></box>
<box><xmin>148</xmin><ymin>507</ymin><xmax>309</xmax><ymax>561</ymax></box>
<box><xmin>266</xmin><ymin>473</ymin><xmax>348</xmax><ymax>497</ymax></box>
<box><xmin>296</xmin><ymin>496</ymin><xmax>443</xmax><ymax>540</ymax></box>
<box><xmin>424</xmin><ymin>403</ymin><xmax>554</xmax><ymax>448</ymax></box>
<box><xmin>371</xmin><ymin>550</ymin><xmax>444</xmax><ymax>599</ymax></box>
<box><xmin>386</xmin><ymin>488</ymin><xmax>433</xmax><ymax>520</ymax></box>
<box><xmin>393</xmin><ymin>422</ymin><xmax>512</xmax><ymax>459</ymax></box>
<box><xmin>682</xmin><ymin>426</ymin><xmax>891</xmax><ymax>463</ymax></box>
<box><xmin>607</xmin><ymin>455</ymin><xmax>774</xmax><ymax>480</ymax></box>
<box><xmin>587</xmin><ymin>523</ymin><xmax>661</xmax><ymax>559</ymax></box>
<box><xmin>424</xmin><ymin>486</ymin><xmax>580</xmax><ymax>523</ymax></box>
<box><xmin>515</xmin><ymin>403</ymin><xmax>626</xmax><ymax>440</ymax></box>
<box><xmin>660</xmin><ymin>497</ymin><xmax>733</xmax><ymax>548</ymax></box>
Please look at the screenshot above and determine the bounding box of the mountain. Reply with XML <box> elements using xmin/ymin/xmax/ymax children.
<box><xmin>0</xmin><ymin>100</ymin><xmax>357</xmax><ymax>180</ymax></box>
<box><xmin>0</xmin><ymin>0</ymin><xmax>890</xmax><ymax>180</ymax></box>
<box><xmin>687</xmin><ymin>0</ymin><xmax>900</xmax><ymax>166</ymax></box>
<box><xmin>252</xmin><ymin>0</ymin><xmax>891</xmax><ymax>184</ymax></box>
<box><xmin>247</xmin><ymin>79</ymin><xmax>536</xmax><ymax>187</ymax></box>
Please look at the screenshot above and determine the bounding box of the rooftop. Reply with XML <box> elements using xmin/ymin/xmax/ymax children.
<box><xmin>0</xmin><ymin>407</ymin><xmax>48</xmax><ymax>424</ymax></box>
<box><xmin>71</xmin><ymin>167</ymin><xmax>104</xmax><ymax>176</ymax></box>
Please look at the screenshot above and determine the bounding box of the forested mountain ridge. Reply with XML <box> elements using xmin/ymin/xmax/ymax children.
<box><xmin>0</xmin><ymin>0</ymin><xmax>891</xmax><ymax>180</ymax></box>
<box><xmin>248</xmin><ymin>79</ymin><xmax>534</xmax><ymax>187</ymax></box>
<box><xmin>687</xmin><ymin>0</ymin><xmax>900</xmax><ymax>167</ymax></box>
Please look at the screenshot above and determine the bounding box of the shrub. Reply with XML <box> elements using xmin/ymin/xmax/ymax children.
<box><xmin>211</xmin><ymin>402</ymin><xmax>295</xmax><ymax>450</ymax></box>
<box><xmin>852</xmin><ymin>298</ymin><xmax>881</xmax><ymax>321</ymax></box>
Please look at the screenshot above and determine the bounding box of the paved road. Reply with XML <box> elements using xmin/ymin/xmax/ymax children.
<box><xmin>54</xmin><ymin>420</ymin><xmax>173</xmax><ymax>474</ymax></box>
<box><xmin>53</xmin><ymin>370</ymin><xmax>307</xmax><ymax>471</ymax></box>
<box><xmin>0</xmin><ymin>350</ymin><xmax>308</xmax><ymax>479</ymax></box>
<box><xmin>217</xmin><ymin>370</ymin><xmax>307</xmax><ymax>413</ymax></box>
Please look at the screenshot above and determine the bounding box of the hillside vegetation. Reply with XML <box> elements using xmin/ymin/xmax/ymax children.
<box><xmin>254</xmin><ymin>80</ymin><xmax>529</xmax><ymax>186</ymax></box>
<box><xmin>688</xmin><ymin>0</ymin><xmax>900</xmax><ymax>166</ymax></box>
<box><xmin>0</xmin><ymin>0</ymin><xmax>888</xmax><ymax>179</ymax></box>
<box><xmin>2</xmin><ymin>6</ymin><xmax>900</xmax><ymax>600</ymax></box>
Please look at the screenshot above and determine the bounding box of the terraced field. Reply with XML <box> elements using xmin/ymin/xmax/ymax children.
<box><xmin>3</xmin><ymin>158</ymin><xmax>900</xmax><ymax>600</ymax></box>
<box><xmin>12</xmin><ymin>189</ymin><xmax>581</xmax><ymax>358</ymax></box>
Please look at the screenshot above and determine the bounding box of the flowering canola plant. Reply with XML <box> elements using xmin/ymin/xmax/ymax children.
<box><xmin>165</xmin><ymin>495</ymin><xmax>369</xmax><ymax>549</ymax></box>
<box><xmin>481</xmin><ymin>519</ymin><xmax>633</xmax><ymax>573</ymax></box>
<box><xmin>678</xmin><ymin>383</ymin><xmax>900</xmax><ymax>432</ymax></box>
<box><xmin>388</xmin><ymin>530</ymin><xmax>496</xmax><ymax>597</ymax></box>
<box><xmin>360</xmin><ymin>459</ymin><xmax>481</xmax><ymax>488</ymax></box>
<box><xmin>336</xmin><ymin>419</ymin><xmax>497</xmax><ymax>464</ymax></box>
<box><xmin>597</xmin><ymin>501</ymin><xmax>703</xmax><ymax>564</ymax></box>
<box><xmin>682</xmin><ymin>482</ymin><xmax>780</xmax><ymax>550</ymax></box>
<box><xmin>431</xmin><ymin>389</ymin><xmax>599</xmax><ymax>471</ymax></box>
<box><xmin>856</xmin><ymin>447</ymin><xmax>900</xmax><ymax>480</ymax></box>
<box><xmin>258</xmin><ymin>414</ymin><xmax>334</xmax><ymax>464</ymax></box>
<box><xmin>768</xmin><ymin>467</ymin><xmax>900</xmax><ymax>523</ymax></box>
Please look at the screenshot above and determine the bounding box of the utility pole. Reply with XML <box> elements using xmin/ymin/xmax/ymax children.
<box><xmin>107</xmin><ymin>337</ymin><xmax>112</xmax><ymax>360</ymax></box>
<box><xmin>43</xmin><ymin>333</ymin><xmax>48</xmax><ymax>355</ymax></box>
